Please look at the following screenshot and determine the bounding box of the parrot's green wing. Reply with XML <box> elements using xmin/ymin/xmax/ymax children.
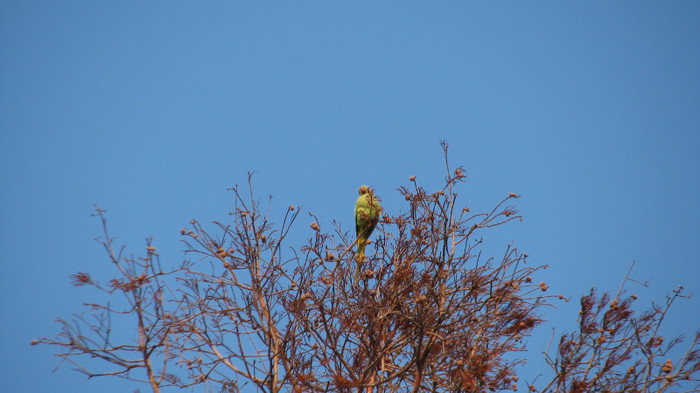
<box><xmin>354</xmin><ymin>185</ymin><xmax>381</xmax><ymax>283</ymax></box>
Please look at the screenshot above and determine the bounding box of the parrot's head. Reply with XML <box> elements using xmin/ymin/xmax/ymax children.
<box><xmin>358</xmin><ymin>185</ymin><xmax>371</xmax><ymax>195</ymax></box>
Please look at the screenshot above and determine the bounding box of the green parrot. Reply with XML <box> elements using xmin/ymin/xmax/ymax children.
<box><xmin>355</xmin><ymin>185</ymin><xmax>381</xmax><ymax>282</ymax></box>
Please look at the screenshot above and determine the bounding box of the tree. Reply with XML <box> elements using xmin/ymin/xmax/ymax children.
<box><xmin>35</xmin><ymin>142</ymin><xmax>700</xmax><ymax>392</ymax></box>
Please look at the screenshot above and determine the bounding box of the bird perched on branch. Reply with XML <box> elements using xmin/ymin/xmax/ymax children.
<box><xmin>355</xmin><ymin>185</ymin><xmax>381</xmax><ymax>283</ymax></box>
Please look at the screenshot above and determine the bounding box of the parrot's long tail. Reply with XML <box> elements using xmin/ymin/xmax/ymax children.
<box><xmin>355</xmin><ymin>238</ymin><xmax>367</xmax><ymax>284</ymax></box>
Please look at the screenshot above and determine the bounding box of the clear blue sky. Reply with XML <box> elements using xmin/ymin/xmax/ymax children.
<box><xmin>1</xmin><ymin>2</ymin><xmax>699</xmax><ymax>392</ymax></box>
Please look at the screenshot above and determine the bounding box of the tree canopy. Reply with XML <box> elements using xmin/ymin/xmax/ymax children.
<box><xmin>36</xmin><ymin>143</ymin><xmax>700</xmax><ymax>392</ymax></box>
